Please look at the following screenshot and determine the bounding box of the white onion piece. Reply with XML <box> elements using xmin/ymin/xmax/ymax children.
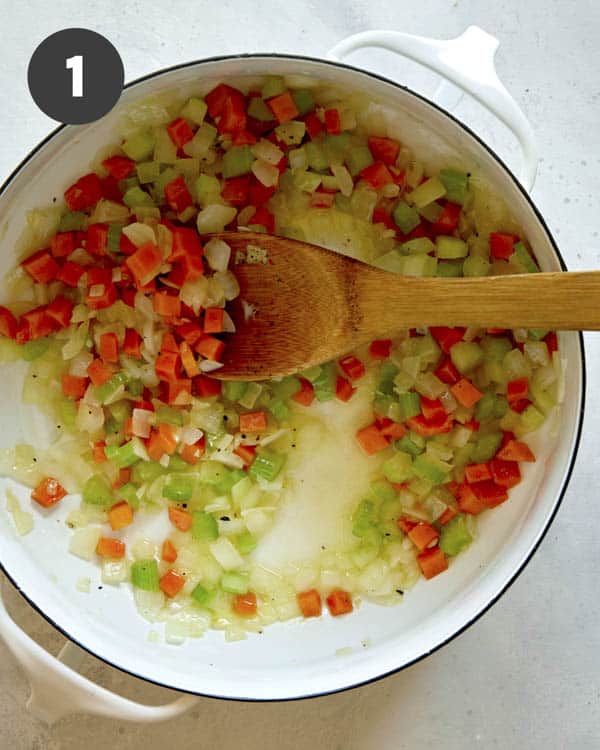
<box><xmin>204</xmin><ymin>238</ymin><xmax>231</xmax><ymax>272</ymax></box>
<box><xmin>180</xmin><ymin>426</ymin><xmax>203</xmax><ymax>445</ymax></box>
<box><xmin>132</xmin><ymin>408</ymin><xmax>154</xmax><ymax>438</ymax></box>
<box><xmin>331</xmin><ymin>164</ymin><xmax>354</xmax><ymax>197</ymax></box>
<box><xmin>196</xmin><ymin>205</ymin><xmax>237</xmax><ymax>233</ymax></box>
<box><xmin>209</xmin><ymin>538</ymin><xmax>244</xmax><ymax>570</ymax></box>
<box><xmin>156</xmin><ymin>223</ymin><xmax>173</xmax><ymax>259</ymax></box>
<box><xmin>181</xmin><ymin>276</ymin><xmax>209</xmax><ymax>314</ymax></box>
<box><xmin>76</xmin><ymin>402</ymin><xmax>104</xmax><ymax>434</ymax></box>
<box><xmin>69</xmin><ymin>527</ymin><xmax>102</xmax><ymax>561</ymax></box>
<box><xmin>69</xmin><ymin>350</ymin><xmax>93</xmax><ymax>377</ymax></box>
<box><xmin>222</xmin><ymin>310</ymin><xmax>236</xmax><ymax>333</ymax></box>
<box><xmin>251</xmin><ymin>159</ymin><xmax>279</xmax><ymax>187</ymax></box>
<box><xmin>123</xmin><ymin>222</ymin><xmax>156</xmax><ymax>247</ymax></box>
<box><xmin>251</xmin><ymin>138</ymin><xmax>283</xmax><ymax>165</ymax></box>
<box><xmin>199</xmin><ymin>360</ymin><xmax>224</xmax><ymax>371</ymax></box>
<box><xmin>213</xmin><ymin>270</ymin><xmax>240</xmax><ymax>301</ymax></box>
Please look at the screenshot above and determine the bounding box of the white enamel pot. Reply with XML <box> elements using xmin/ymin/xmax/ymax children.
<box><xmin>0</xmin><ymin>27</ymin><xmax>585</xmax><ymax>723</ymax></box>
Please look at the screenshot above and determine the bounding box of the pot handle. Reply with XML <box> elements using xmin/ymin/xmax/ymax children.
<box><xmin>327</xmin><ymin>26</ymin><xmax>538</xmax><ymax>191</ymax></box>
<box><xmin>0</xmin><ymin>579</ymin><xmax>198</xmax><ymax>724</ymax></box>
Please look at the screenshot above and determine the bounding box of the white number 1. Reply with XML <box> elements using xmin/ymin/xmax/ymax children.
<box><xmin>66</xmin><ymin>55</ymin><xmax>84</xmax><ymax>98</ymax></box>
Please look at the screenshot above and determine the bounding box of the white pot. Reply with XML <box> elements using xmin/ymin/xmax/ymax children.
<box><xmin>0</xmin><ymin>27</ymin><xmax>585</xmax><ymax>723</ymax></box>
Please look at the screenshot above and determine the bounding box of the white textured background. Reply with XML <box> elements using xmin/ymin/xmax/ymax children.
<box><xmin>0</xmin><ymin>0</ymin><xmax>599</xmax><ymax>747</ymax></box>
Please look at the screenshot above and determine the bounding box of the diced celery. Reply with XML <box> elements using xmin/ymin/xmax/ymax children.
<box><xmin>291</xmin><ymin>89</ymin><xmax>315</xmax><ymax>115</ymax></box>
<box><xmin>247</xmin><ymin>97</ymin><xmax>274</xmax><ymax>121</ymax></box>
<box><xmin>155</xmin><ymin>405</ymin><xmax>184</xmax><ymax>426</ymax></box>
<box><xmin>370</xmin><ymin>480</ymin><xmax>396</xmax><ymax>503</ymax></box>
<box><xmin>222</xmin><ymin>146</ymin><xmax>254</xmax><ymax>178</ymax></box>
<box><xmin>268</xmin><ymin>398</ymin><xmax>290</xmax><ymax>422</ymax></box>
<box><xmin>94</xmin><ymin>373</ymin><xmax>128</xmax><ymax>403</ymax></box>
<box><xmin>293</xmin><ymin>169</ymin><xmax>322</xmax><ymax>193</ymax></box>
<box><xmin>439</xmin><ymin>169</ymin><xmax>469</xmax><ymax>204</ymax></box>
<box><xmin>436</xmin><ymin>236</ymin><xmax>468</xmax><ymax>259</ymax></box>
<box><xmin>352</xmin><ymin>499</ymin><xmax>376</xmax><ymax>538</ymax></box>
<box><xmin>454</xmin><ymin>443</ymin><xmax>473</xmax><ymax>467</ymax></box>
<box><xmin>82</xmin><ymin>475</ymin><xmax>113</xmax><ymax>506</ymax></box>
<box><xmin>300</xmin><ymin>365</ymin><xmax>322</xmax><ymax>383</ymax></box>
<box><xmin>396</xmin><ymin>391</ymin><xmax>421</xmax><ymax>421</ymax></box>
<box><xmin>463</xmin><ymin>255</ymin><xmax>491</xmax><ymax>277</ymax></box>
<box><xmin>418</xmin><ymin>201</ymin><xmax>443</xmax><ymax>223</ymax></box>
<box><xmin>59</xmin><ymin>211</ymin><xmax>86</xmax><ymax>231</ymax></box>
<box><xmin>471</xmin><ymin>432</ymin><xmax>503</xmax><ymax>463</ymax></box>
<box><xmin>440</xmin><ymin>515</ymin><xmax>472</xmax><ymax>556</ymax></box>
<box><xmin>503</xmin><ymin>348</ymin><xmax>531</xmax><ymax>380</ymax></box>
<box><xmin>511</xmin><ymin>242</ymin><xmax>540</xmax><ymax>273</ymax></box>
<box><xmin>402</xmin><ymin>254</ymin><xmax>438</xmax><ymax>277</ymax></box>
<box><xmin>518</xmin><ymin>404</ymin><xmax>545</xmax><ymax>434</ymax></box>
<box><xmin>107</xmin><ymin>223</ymin><xmax>122</xmax><ymax>253</ymax></box>
<box><xmin>412</xmin><ymin>454</ymin><xmax>447</xmax><ymax>485</ymax></box>
<box><xmin>382</xmin><ymin>452</ymin><xmax>413</xmax><ymax>483</ymax></box>
<box><xmin>236</xmin><ymin>531</ymin><xmax>257</xmax><ymax>555</ymax></box>
<box><xmin>163</xmin><ymin>474</ymin><xmax>195</xmax><ymax>502</ymax></box>
<box><xmin>273</xmin><ymin>376</ymin><xmax>301</xmax><ymax>401</ymax></box>
<box><xmin>153</xmin><ymin>128</ymin><xmax>178</xmax><ymax>164</ymax></box>
<box><xmin>58</xmin><ymin>399</ymin><xmax>78</xmax><ymax>429</ymax></box>
<box><xmin>481</xmin><ymin>336</ymin><xmax>513</xmax><ymax>360</ymax></box>
<box><xmin>529</xmin><ymin>328</ymin><xmax>549</xmax><ymax>341</ymax></box>
<box><xmin>223</xmin><ymin>381</ymin><xmax>248</xmax><ymax>402</ymax></box>
<box><xmin>221</xmin><ymin>571</ymin><xmax>248</xmax><ymax>595</ymax></box>
<box><xmin>119</xmin><ymin>176</ymin><xmax>139</xmax><ymax>192</ymax></box>
<box><xmin>22</xmin><ymin>337</ymin><xmax>51</xmax><ymax>361</ymax></box>
<box><xmin>104</xmin><ymin>440</ymin><xmax>140</xmax><ymax>469</ymax></box>
<box><xmin>262</xmin><ymin>76</ymin><xmax>286</xmax><ymax>99</ymax></box>
<box><xmin>450</xmin><ymin>342</ymin><xmax>484</xmax><ymax>373</ymax></box>
<box><xmin>132</xmin><ymin>461</ymin><xmax>165</xmax><ymax>484</ymax></box>
<box><xmin>123</xmin><ymin>131</ymin><xmax>155</xmax><ymax>161</ymax></box>
<box><xmin>136</xmin><ymin>161</ymin><xmax>161</xmax><ymax>184</ymax></box>
<box><xmin>131</xmin><ymin>560</ymin><xmax>159</xmax><ymax>591</ymax></box>
<box><xmin>191</xmin><ymin>583</ymin><xmax>214</xmax><ymax>607</ymax></box>
<box><xmin>248</xmin><ymin>449</ymin><xmax>285</xmax><ymax>482</ymax></box>
<box><xmin>231</xmin><ymin>476</ymin><xmax>253</xmax><ymax>505</ymax></box>
<box><xmin>312</xmin><ymin>362</ymin><xmax>336</xmax><ymax>402</ymax></box>
<box><xmin>192</xmin><ymin>511</ymin><xmax>219</xmax><ymax>541</ymax></box>
<box><xmin>238</xmin><ymin>382</ymin><xmax>263</xmax><ymax>409</ymax></box>
<box><xmin>169</xmin><ymin>455</ymin><xmax>190</xmax><ymax>473</ymax></box>
<box><xmin>195</xmin><ymin>174</ymin><xmax>221</xmax><ymax>207</ymax></box>
<box><xmin>406</xmin><ymin>177</ymin><xmax>446</xmax><ymax>208</ymax></box>
<box><xmin>437</xmin><ymin>259</ymin><xmax>464</xmax><ymax>277</ymax></box>
<box><xmin>345</xmin><ymin>145</ymin><xmax>373</xmax><ymax>176</ymax></box>
<box><xmin>108</xmin><ymin>400</ymin><xmax>132</xmax><ymax>426</ymax></box>
<box><xmin>393</xmin><ymin>202</ymin><xmax>420</xmax><ymax>234</ymax></box>
<box><xmin>181</xmin><ymin>97</ymin><xmax>207</xmax><ymax>125</ymax></box>
<box><xmin>334</xmin><ymin>193</ymin><xmax>352</xmax><ymax>213</ymax></box>
<box><xmin>123</xmin><ymin>186</ymin><xmax>155</xmax><ymax>209</ymax></box>
<box><xmin>377</xmin><ymin>362</ymin><xmax>400</xmax><ymax>396</ymax></box>
<box><xmin>396</xmin><ymin>434</ymin><xmax>423</xmax><ymax>457</ymax></box>
<box><xmin>198</xmin><ymin>461</ymin><xmax>229</xmax><ymax>487</ymax></box>
<box><xmin>185</xmin><ymin>123</ymin><xmax>217</xmax><ymax>158</ymax></box>
<box><xmin>305</xmin><ymin>141</ymin><xmax>329</xmax><ymax>172</ymax></box>
<box><xmin>374</xmin><ymin>250</ymin><xmax>405</xmax><ymax>273</ymax></box>
<box><xmin>127</xmin><ymin>379</ymin><xmax>143</xmax><ymax>398</ymax></box>
<box><xmin>475</xmin><ymin>391</ymin><xmax>508</xmax><ymax>421</ymax></box>
<box><xmin>402</xmin><ymin>237</ymin><xmax>435</xmax><ymax>255</ymax></box>
<box><xmin>117</xmin><ymin>483</ymin><xmax>140</xmax><ymax>510</ymax></box>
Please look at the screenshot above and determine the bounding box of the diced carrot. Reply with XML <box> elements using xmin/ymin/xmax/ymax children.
<box><xmin>93</xmin><ymin>441</ymin><xmax>107</xmax><ymax>463</ymax></box>
<box><xmin>507</xmin><ymin>377</ymin><xmax>529</xmax><ymax>405</ymax></box>
<box><xmin>239</xmin><ymin>411</ymin><xmax>267</xmax><ymax>433</ymax></box>
<box><xmin>457</xmin><ymin>482</ymin><xmax>488</xmax><ymax>515</ymax></box>
<box><xmin>102</xmin><ymin>155</ymin><xmax>135</xmax><ymax>180</ymax></box>
<box><xmin>326</xmin><ymin>589</ymin><xmax>353</xmax><ymax>616</ymax></box>
<box><xmin>31</xmin><ymin>477</ymin><xmax>67</xmax><ymax>508</ymax></box>
<box><xmin>61</xmin><ymin>373</ymin><xmax>88</xmax><ymax>400</ymax></box>
<box><xmin>206</xmin><ymin>83</ymin><xmax>242</xmax><ymax>118</ymax></box>
<box><xmin>64</xmin><ymin>173</ymin><xmax>103</xmax><ymax>211</ymax></box>
<box><xmin>180</xmin><ymin>438</ymin><xmax>205</xmax><ymax>465</ymax></box>
<box><xmin>367</xmin><ymin>136</ymin><xmax>400</xmax><ymax>165</ymax></box>
<box><xmin>86</xmin><ymin>267</ymin><xmax>113</xmax><ymax>288</ymax></box>
<box><xmin>221</xmin><ymin>175</ymin><xmax>250</xmax><ymax>206</ymax></box>
<box><xmin>297</xmin><ymin>588</ymin><xmax>322</xmax><ymax>618</ymax></box>
<box><xmin>233</xmin><ymin>444</ymin><xmax>256</xmax><ymax>466</ymax></box>
<box><xmin>168</xmin><ymin>505</ymin><xmax>193</xmax><ymax>532</ymax></box>
<box><xmin>108</xmin><ymin>501</ymin><xmax>134</xmax><ymax>530</ymax></box>
<box><xmin>96</xmin><ymin>537</ymin><xmax>125</xmax><ymax>559</ymax></box>
<box><xmin>123</xmin><ymin>328</ymin><xmax>142</xmax><ymax>359</ymax></box>
<box><xmin>159</xmin><ymin>569</ymin><xmax>185</xmax><ymax>598</ymax></box>
<box><xmin>113</xmin><ymin>467</ymin><xmax>131</xmax><ymax>489</ymax></box>
<box><xmin>162</xmin><ymin>539</ymin><xmax>178</xmax><ymax>563</ymax></box>
<box><xmin>193</xmin><ymin>375</ymin><xmax>222</xmax><ymax>398</ymax></box>
<box><xmin>356</xmin><ymin>423</ymin><xmax>389</xmax><ymax>455</ymax></box>
<box><xmin>335</xmin><ymin>376</ymin><xmax>355</xmax><ymax>402</ymax></box>
<box><xmin>429</xmin><ymin>326</ymin><xmax>465</xmax><ymax>354</ymax></box>
<box><xmin>232</xmin><ymin>592</ymin><xmax>257</xmax><ymax>617</ymax></box>
<box><xmin>304</xmin><ymin>111</ymin><xmax>322</xmax><ymax>139</ymax></box>
<box><xmin>406</xmin><ymin>413</ymin><xmax>453</xmax><ymax>437</ymax></box>
<box><xmin>471</xmin><ymin>480</ymin><xmax>509</xmax><ymax>508</ymax></box>
<box><xmin>489</xmin><ymin>458</ymin><xmax>521</xmax><ymax>489</ymax></box>
<box><xmin>497</xmin><ymin>439</ymin><xmax>536</xmax><ymax>463</ymax></box>
<box><xmin>407</xmin><ymin>522</ymin><xmax>440</xmax><ymax>551</ymax></box>
<box><xmin>377</xmin><ymin>418</ymin><xmax>406</xmax><ymax>439</ymax></box>
<box><xmin>86</xmin><ymin>282</ymin><xmax>119</xmax><ymax>310</ymax></box>
<box><xmin>87</xmin><ymin>358</ymin><xmax>114</xmax><ymax>386</ymax></box>
<box><xmin>339</xmin><ymin>355</ymin><xmax>365</xmax><ymax>380</ymax></box>
<box><xmin>451</xmin><ymin>378</ymin><xmax>483</xmax><ymax>408</ymax></box>
<box><xmin>361</xmin><ymin>161</ymin><xmax>394</xmax><ymax>190</ymax></box>
<box><xmin>464</xmin><ymin>463</ymin><xmax>493</xmax><ymax>483</ymax></box>
<box><xmin>291</xmin><ymin>377</ymin><xmax>315</xmax><ymax>406</ymax></box>
<box><xmin>176</xmin><ymin>322</ymin><xmax>204</xmax><ymax>347</ymax></box>
<box><xmin>323</xmin><ymin>108</ymin><xmax>341</xmax><ymax>134</ymax></box>
<box><xmin>420</xmin><ymin>396</ymin><xmax>446</xmax><ymax>422</ymax></box>
<box><xmin>434</xmin><ymin>357</ymin><xmax>461</xmax><ymax>385</ymax></box>
<box><xmin>544</xmin><ymin>331</ymin><xmax>558</xmax><ymax>354</ymax></box>
<box><xmin>56</xmin><ymin>261</ymin><xmax>85</xmax><ymax>288</ymax></box>
<box><xmin>179</xmin><ymin>341</ymin><xmax>200</xmax><ymax>377</ymax></box>
<box><xmin>368</xmin><ymin>339</ymin><xmax>392</xmax><ymax>360</ymax></box>
<box><xmin>417</xmin><ymin>546</ymin><xmax>448</xmax><ymax>579</ymax></box>
<box><xmin>155</xmin><ymin>351</ymin><xmax>181</xmax><ymax>381</ymax></box>
<box><xmin>46</xmin><ymin>295</ymin><xmax>74</xmax><ymax>328</ymax></box>
<box><xmin>489</xmin><ymin>232</ymin><xmax>518</xmax><ymax>260</ymax></box>
<box><xmin>397</xmin><ymin>516</ymin><xmax>417</xmax><ymax>534</ymax></box>
<box><xmin>0</xmin><ymin>306</ymin><xmax>18</xmax><ymax>339</ymax></box>
<box><xmin>22</xmin><ymin>250</ymin><xmax>60</xmax><ymax>283</ymax></box>
<box><xmin>204</xmin><ymin>308</ymin><xmax>224</xmax><ymax>334</ymax></box>
<box><xmin>438</xmin><ymin>506</ymin><xmax>457</xmax><ymax>525</ymax></box>
<box><xmin>99</xmin><ymin>332</ymin><xmax>119</xmax><ymax>363</ymax></box>
<box><xmin>125</xmin><ymin>242</ymin><xmax>163</xmax><ymax>287</ymax></box>
<box><xmin>86</xmin><ymin>223</ymin><xmax>109</xmax><ymax>256</ymax></box>
<box><xmin>158</xmin><ymin>423</ymin><xmax>177</xmax><ymax>454</ymax></box>
<box><xmin>195</xmin><ymin>335</ymin><xmax>225</xmax><ymax>362</ymax></box>
<box><xmin>167</xmin><ymin>117</ymin><xmax>195</xmax><ymax>148</ymax></box>
<box><xmin>218</xmin><ymin>91</ymin><xmax>247</xmax><ymax>135</ymax></box>
<box><xmin>164</xmin><ymin>175</ymin><xmax>193</xmax><ymax>213</ymax></box>
<box><xmin>267</xmin><ymin>91</ymin><xmax>299</xmax><ymax>123</ymax></box>
<box><xmin>152</xmin><ymin>292</ymin><xmax>181</xmax><ymax>318</ymax></box>
<box><xmin>432</xmin><ymin>202</ymin><xmax>462</xmax><ymax>234</ymax></box>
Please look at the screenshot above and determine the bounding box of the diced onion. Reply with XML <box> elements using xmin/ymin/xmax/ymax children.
<box><xmin>76</xmin><ymin>402</ymin><xmax>104</xmax><ymax>434</ymax></box>
<box><xmin>251</xmin><ymin>159</ymin><xmax>280</xmax><ymax>187</ymax></box>
<box><xmin>196</xmin><ymin>205</ymin><xmax>237</xmax><ymax>234</ymax></box>
<box><xmin>204</xmin><ymin>238</ymin><xmax>231</xmax><ymax>272</ymax></box>
<box><xmin>132</xmin><ymin>408</ymin><xmax>153</xmax><ymax>438</ymax></box>
<box><xmin>251</xmin><ymin>138</ymin><xmax>284</xmax><ymax>165</ymax></box>
<box><xmin>331</xmin><ymin>164</ymin><xmax>354</xmax><ymax>197</ymax></box>
<box><xmin>123</xmin><ymin>222</ymin><xmax>156</xmax><ymax>247</ymax></box>
<box><xmin>69</xmin><ymin>527</ymin><xmax>101</xmax><ymax>561</ymax></box>
<box><xmin>213</xmin><ymin>270</ymin><xmax>240</xmax><ymax>301</ymax></box>
<box><xmin>209</xmin><ymin>537</ymin><xmax>244</xmax><ymax>570</ymax></box>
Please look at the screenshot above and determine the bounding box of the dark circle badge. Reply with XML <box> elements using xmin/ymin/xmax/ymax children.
<box><xmin>28</xmin><ymin>29</ymin><xmax>124</xmax><ymax>125</ymax></box>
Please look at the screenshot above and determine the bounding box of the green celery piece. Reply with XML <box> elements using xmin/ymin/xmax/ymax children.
<box><xmin>191</xmin><ymin>511</ymin><xmax>218</xmax><ymax>541</ymax></box>
<box><xmin>440</xmin><ymin>515</ymin><xmax>473</xmax><ymax>556</ymax></box>
<box><xmin>312</xmin><ymin>362</ymin><xmax>336</xmax><ymax>402</ymax></box>
<box><xmin>374</xmin><ymin>250</ymin><xmax>405</xmax><ymax>274</ymax></box>
<box><xmin>474</xmin><ymin>391</ymin><xmax>496</xmax><ymax>421</ymax></box>
<box><xmin>300</xmin><ymin>365</ymin><xmax>322</xmax><ymax>383</ymax></box>
<box><xmin>94</xmin><ymin>372</ymin><xmax>128</xmax><ymax>403</ymax></box>
<box><xmin>238</xmin><ymin>382</ymin><xmax>263</xmax><ymax>409</ymax></box>
<box><xmin>305</xmin><ymin>141</ymin><xmax>329</xmax><ymax>172</ymax></box>
<box><xmin>221</xmin><ymin>572</ymin><xmax>249</xmax><ymax>595</ymax></box>
<box><xmin>236</xmin><ymin>531</ymin><xmax>257</xmax><ymax>555</ymax></box>
<box><xmin>378</xmin><ymin>497</ymin><xmax>404</xmax><ymax>535</ymax></box>
<box><xmin>393</xmin><ymin>202</ymin><xmax>420</xmax><ymax>234</ymax></box>
<box><xmin>231</xmin><ymin>476</ymin><xmax>253</xmax><ymax>505</ymax></box>
<box><xmin>123</xmin><ymin>186</ymin><xmax>155</xmax><ymax>209</ymax></box>
<box><xmin>397</xmin><ymin>392</ymin><xmax>421</xmax><ymax>421</ymax></box>
<box><xmin>412</xmin><ymin>454</ymin><xmax>447</xmax><ymax>485</ymax></box>
<box><xmin>407</xmin><ymin>177</ymin><xmax>446</xmax><ymax>208</ymax></box>
<box><xmin>396</xmin><ymin>434</ymin><xmax>423</xmax><ymax>457</ymax></box>
<box><xmin>439</xmin><ymin>169</ymin><xmax>469</xmax><ymax>204</ymax></box>
<box><xmin>58</xmin><ymin>399</ymin><xmax>77</xmax><ymax>429</ymax></box>
<box><xmin>162</xmin><ymin>474</ymin><xmax>195</xmax><ymax>502</ymax></box>
<box><xmin>82</xmin><ymin>475</ymin><xmax>113</xmax><ymax>506</ymax></box>
<box><xmin>511</xmin><ymin>242</ymin><xmax>540</xmax><ymax>273</ymax></box>
<box><xmin>105</xmin><ymin>440</ymin><xmax>140</xmax><ymax>469</ymax></box>
<box><xmin>123</xmin><ymin>131</ymin><xmax>155</xmax><ymax>161</ymax></box>
<box><xmin>437</xmin><ymin>259</ymin><xmax>464</xmax><ymax>277</ymax></box>
<box><xmin>222</xmin><ymin>146</ymin><xmax>254</xmax><ymax>179</ymax></box>
<box><xmin>181</xmin><ymin>97</ymin><xmax>207</xmax><ymax>125</ymax></box>
<box><xmin>191</xmin><ymin>583</ymin><xmax>214</xmax><ymax>606</ymax></box>
<box><xmin>108</xmin><ymin>400</ymin><xmax>131</xmax><ymax>426</ymax></box>
<box><xmin>22</xmin><ymin>338</ymin><xmax>50</xmax><ymax>361</ymax></box>
<box><xmin>373</xmin><ymin>396</ymin><xmax>397</xmax><ymax>420</ymax></box>
<box><xmin>249</xmin><ymin>449</ymin><xmax>285</xmax><ymax>482</ymax></box>
<box><xmin>450</xmin><ymin>341</ymin><xmax>484</xmax><ymax>374</ymax></box>
<box><xmin>454</xmin><ymin>443</ymin><xmax>474</xmax><ymax>468</ymax></box>
<box><xmin>155</xmin><ymin>405</ymin><xmax>184</xmax><ymax>426</ymax></box>
<box><xmin>107</xmin><ymin>223</ymin><xmax>123</xmax><ymax>253</ymax></box>
<box><xmin>324</xmin><ymin>133</ymin><xmax>351</xmax><ymax>164</ymax></box>
<box><xmin>262</xmin><ymin>76</ymin><xmax>286</xmax><ymax>99</ymax></box>
<box><xmin>119</xmin><ymin>176</ymin><xmax>139</xmax><ymax>192</ymax></box>
<box><xmin>401</xmin><ymin>237</ymin><xmax>435</xmax><ymax>255</ymax></box>
<box><xmin>136</xmin><ymin>161</ymin><xmax>161</xmax><ymax>184</ymax></box>
<box><xmin>127</xmin><ymin>379</ymin><xmax>144</xmax><ymax>398</ymax></box>
<box><xmin>529</xmin><ymin>328</ymin><xmax>550</xmax><ymax>341</ymax></box>
<box><xmin>273</xmin><ymin>376</ymin><xmax>301</xmax><ymax>401</ymax></box>
<box><xmin>345</xmin><ymin>145</ymin><xmax>373</xmax><ymax>176</ymax></box>
<box><xmin>132</xmin><ymin>460</ymin><xmax>165</xmax><ymax>484</ymax></box>
<box><xmin>370</xmin><ymin>480</ymin><xmax>396</xmax><ymax>503</ymax></box>
<box><xmin>418</xmin><ymin>201</ymin><xmax>443</xmax><ymax>223</ymax></box>
<box><xmin>58</xmin><ymin>211</ymin><xmax>86</xmax><ymax>232</ymax></box>
<box><xmin>493</xmin><ymin>395</ymin><xmax>509</xmax><ymax>418</ymax></box>
<box><xmin>223</xmin><ymin>381</ymin><xmax>248</xmax><ymax>402</ymax></box>
<box><xmin>481</xmin><ymin>336</ymin><xmax>513</xmax><ymax>361</ymax></box>
<box><xmin>198</xmin><ymin>461</ymin><xmax>231</xmax><ymax>487</ymax></box>
<box><xmin>169</xmin><ymin>455</ymin><xmax>189</xmax><ymax>473</ymax></box>
<box><xmin>291</xmin><ymin>89</ymin><xmax>315</xmax><ymax>115</ymax></box>
<box><xmin>268</xmin><ymin>398</ymin><xmax>290</xmax><ymax>422</ymax></box>
<box><xmin>352</xmin><ymin>499</ymin><xmax>376</xmax><ymax>538</ymax></box>
<box><xmin>519</xmin><ymin>404</ymin><xmax>545</xmax><ymax>433</ymax></box>
<box><xmin>195</xmin><ymin>173</ymin><xmax>221</xmax><ymax>206</ymax></box>
<box><xmin>247</xmin><ymin>97</ymin><xmax>274</xmax><ymax>121</ymax></box>
<box><xmin>471</xmin><ymin>432</ymin><xmax>503</xmax><ymax>463</ymax></box>
<box><xmin>216</xmin><ymin>468</ymin><xmax>246</xmax><ymax>495</ymax></box>
<box><xmin>334</xmin><ymin>193</ymin><xmax>352</xmax><ymax>213</ymax></box>
<box><xmin>463</xmin><ymin>255</ymin><xmax>491</xmax><ymax>277</ymax></box>
<box><xmin>117</xmin><ymin>482</ymin><xmax>140</xmax><ymax>510</ymax></box>
<box><xmin>153</xmin><ymin>167</ymin><xmax>178</xmax><ymax>203</ymax></box>
<box><xmin>293</xmin><ymin>170</ymin><xmax>322</xmax><ymax>193</ymax></box>
<box><xmin>382</xmin><ymin>452</ymin><xmax>413</xmax><ymax>483</ymax></box>
<box><xmin>402</xmin><ymin>254</ymin><xmax>438</xmax><ymax>277</ymax></box>
<box><xmin>377</xmin><ymin>362</ymin><xmax>400</xmax><ymax>396</ymax></box>
<box><xmin>131</xmin><ymin>559</ymin><xmax>159</xmax><ymax>591</ymax></box>
<box><xmin>436</xmin><ymin>236</ymin><xmax>468</xmax><ymax>259</ymax></box>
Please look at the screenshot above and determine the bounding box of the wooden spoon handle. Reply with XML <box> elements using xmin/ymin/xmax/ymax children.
<box><xmin>357</xmin><ymin>270</ymin><xmax>600</xmax><ymax>335</ymax></box>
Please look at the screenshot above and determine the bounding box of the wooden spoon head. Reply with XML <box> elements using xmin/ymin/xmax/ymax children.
<box><xmin>208</xmin><ymin>232</ymin><xmax>363</xmax><ymax>380</ymax></box>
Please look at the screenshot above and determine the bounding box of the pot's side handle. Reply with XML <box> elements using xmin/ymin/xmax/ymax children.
<box><xmin>327</xmin><ymin>26</ymin><xmax>538</xmax><ymax>191</ymax></box>
<box><xmin>0</xmin><ymin>581</ymin><xmax>198</xmax><ymax>725</ymax></box>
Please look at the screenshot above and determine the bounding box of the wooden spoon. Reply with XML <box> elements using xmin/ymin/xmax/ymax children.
<box><xmin>209</xmin><ymin>231</ymin><xmax>598</xmax><ymax>380</ymax></box>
